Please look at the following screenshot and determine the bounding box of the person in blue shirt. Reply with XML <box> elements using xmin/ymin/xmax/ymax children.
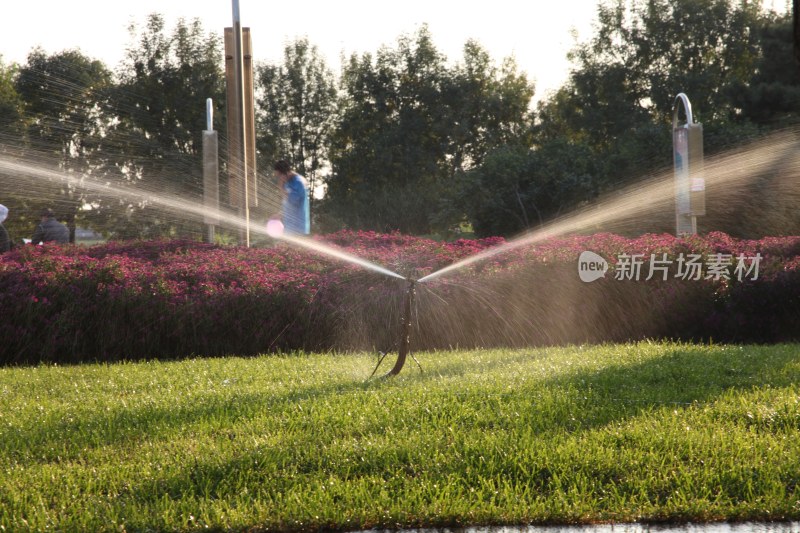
<box><xmin>273</xmin><ymin>160</ymin><xmax>310</xmax><ymax>235</ymax></box>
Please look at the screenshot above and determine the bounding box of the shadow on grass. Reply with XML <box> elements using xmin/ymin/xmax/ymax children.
<box><xmin>1</xmin><ymin>362</ymin><xmax>386</xmax><ymax>462</ymax></box>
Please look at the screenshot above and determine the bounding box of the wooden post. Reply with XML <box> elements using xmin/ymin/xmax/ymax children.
<box><xmin>224</xmin><ymin>26</ymin><xmax>257</xmax><ymax>245</ymax></box>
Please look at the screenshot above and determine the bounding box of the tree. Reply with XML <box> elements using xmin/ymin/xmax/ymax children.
<box><xmin>530</xmin><ymin>0</ymin><xmax>800</xmax><ymax>238</ymax></box>
<box><xmin>0</xmin><ymin>57</ymin><xmax>23</xmax><ymax>135</ymax></box>
<box><xmin>323</xmin><ymin>27</ymin><xmax>535</xmax><ymax>234</ymax></box>
<box><xmin>444</xmin><ymin>41</ymin><xmax>535</xmax><ymax>174</ymax></box>
<box><xmin>108</xmin><ymin>13</ymin><xmax>225</xmax><ymax>239</ymax></box>
<box><xmin>432</xmin><ymin>42</ymin><xmax>536</xmax><ymax>232</ymax></box>
<box><xmin>323</xmin><ymin>27</ymin><xmax>450</xmax><ymax>233</ymax></box>
<box><xmin>732</xmin><ymin>9</ymin><xmax>800</xmax><ymax>126</ymax></box>
<box><xmin>580</xmin><ymin>0</ymin><xmax>762</xmax><ymax>122</ymax></box>
<box><xmin>0</xmin><ymin>57</ymin><xmax>28</xmax><ymax>244</ymax></box>
<box><xmin>12</xmin><ymin>49</ymin><xmax>113</xmax><ymax>241</ymax></box>
<box><xmin>535</xmin><ymin>0</ymin><xmax>772</xmax><ymax>196</ymax></box>
<box><xmin>459</xmin><ymin>140</ymin><xmax>598</xmax><ymax>237</ymax></box>
<box><xmin>256</xmin><ymin>38</ymin><xmax>337</xmax><ymax>214</ymax></box>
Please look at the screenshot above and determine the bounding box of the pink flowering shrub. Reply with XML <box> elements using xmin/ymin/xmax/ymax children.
<box><xmin>0</xmin><ymin>241</ymin><xmax>332</xmax><ymax>363</ymax></box>
<box><xmin>0</xmin><ymin>231</ymin><xmax>798</xmax><ymax>364</ymax></box>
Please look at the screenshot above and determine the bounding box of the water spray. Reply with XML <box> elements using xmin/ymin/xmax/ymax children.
<box><xmin>267</xmin><ymin>218</ymin><xmax>419</xmax><ymax>378</ymax></box>
<box><xmin>369</xmin><ymin>278</ymin><xmax>422</xmax><ymax>379</ymax></box>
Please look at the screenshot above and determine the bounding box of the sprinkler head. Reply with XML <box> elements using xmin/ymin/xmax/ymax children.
<box><xmin>367</xmin><ymin>276</ymin><xmax>419</xmax><ymax>379</ymax></box>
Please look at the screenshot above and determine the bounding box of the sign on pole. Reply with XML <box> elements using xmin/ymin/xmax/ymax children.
<box><xmin>203</xmin><ymin>98</ymin><xmax>219</xmax><ymax>244</ymax></box>
<box><xmin>673</xmin><ymin>93</ymin><xmax>705</xmax><ymax>236</ymax></box>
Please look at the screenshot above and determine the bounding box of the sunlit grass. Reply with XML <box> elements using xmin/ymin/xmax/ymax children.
<box><xmin>1</xmin><ymin>343</ymin><xmax>799</xmax><ymax>531</ymax></box>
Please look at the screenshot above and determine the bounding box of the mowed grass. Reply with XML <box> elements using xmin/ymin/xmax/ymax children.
<box><xmin>1</xmin><ymin>343</ymin><xmax>800</xmax><ymax>532</ymax></box>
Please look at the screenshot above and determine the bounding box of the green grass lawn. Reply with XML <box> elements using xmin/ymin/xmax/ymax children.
<box><xmin>1</xmin><ymin>343</ymin><xmax>799</xmax><ymax>532</ymax></box>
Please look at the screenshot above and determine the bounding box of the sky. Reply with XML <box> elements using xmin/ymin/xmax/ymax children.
<box><xmin>0</xmin><ymin>0</ymin><xmax>605</xmax><ymax>101</ymax></box>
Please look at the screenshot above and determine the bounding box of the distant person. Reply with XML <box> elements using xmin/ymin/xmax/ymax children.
<box><xmin>273</xmin><ymin>160</ymin><xmax>310</xmax><ymax>235</ymax></box>
<box><xmin>30</xmin><ymin>208</ymin><xmax>69</xmax><ymax>245</ymax></box>
<box><xmin>0</xmin><ymin>204</ymin><xmax>11</xmax><ymax>253</ymax></box>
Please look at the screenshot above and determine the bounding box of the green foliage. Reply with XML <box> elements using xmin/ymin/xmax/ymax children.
<box><xmin>0</xmin><ymin>58</ymin><xmax>27</xmax><ymax>243</ymax></box>
<box><xmin>2</xmin><ymin>5</ymin><xmax>800</xmax><ymax>240</ymax></box>
<box><xmin>456</xmin><ymin>145</ymin><xmax>536</xmax><ymax>237</ymax></box>
<box><xmin>0</xmin><ymin>15</ymin><xmax>228</xmax><ymax>243</ymax></box>
<box><xmin>459</xmin><ymin>139</ymin><xmax>599</xmax><ymax>237</ymax></box>
<box><xmin>322</xmin><ymin>27</ymin><xmax>535</xmax><ymax>234</ymax></box>
<box><xmin>10</xmin><ymin>49</ymin><xmax>113</xmax><ymax>241</ymax></box>
<box><xmin>601</xmin><ymin>0</ymin><xmax>761</xmax><ymax>122</ymax></box>
<box><xmin>324</xmin><ymin>27</ymin><xmax>450</xmax><ymax>234</ymax></box>
<box><xmin>1</xmin><ymin>343</ymin><xmax>799</xmax><ymax>531</ymax></box>
<box><xmin>444</xmin><ymin>42</ymin><xmax>535</xmax><ymax>172</ymax></box>
<box><xmin>732</xmin><ymin>10</ymin><xmax>800</xmax><ymax>126</ymax></box>
<box><xmin>0</xmin><ymin>57</ymin><xmax>22</xmax><ymax>134</ymax></box>
<box><xmin>529</xmin><ymin>0</ymin><xmax>800</xmax><ymax>236</ymax></box>
<box><xmin>107</xmin><ymin>13</ymin><xmax>225</xmax><ymax>239</ymax></box>
<box><xmin>540</xmin><ymin>0</ymin><xmax>763</xmax><ymax>149</ymax></box>
<box><xmin>16</xmin><ymin>49</ymin><xmax>112</xmax><ymax>152</ymax></box>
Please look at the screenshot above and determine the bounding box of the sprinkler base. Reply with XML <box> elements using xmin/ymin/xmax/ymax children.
<box><xmin>367</xmin><ymin>279</ymin><xmax>417</xmax><ymax>379</ymax></box>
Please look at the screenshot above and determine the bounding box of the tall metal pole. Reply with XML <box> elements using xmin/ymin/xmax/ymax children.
<box><xmin>232</xmin><ymin>0</ymin><xmax>250</xmax><ymax>246</ymax></box>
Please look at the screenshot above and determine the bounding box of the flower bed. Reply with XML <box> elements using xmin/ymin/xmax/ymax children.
<box><xmin>1</xmin><ymin>231</ymin><xmax>798</xmax><ymax>364</ymax></box>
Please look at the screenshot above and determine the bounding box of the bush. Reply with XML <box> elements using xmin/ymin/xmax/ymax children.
<box><xmin>1</xmin><ymin>231</ymin><xmax>798</xmax><ymax>364</ymax></box>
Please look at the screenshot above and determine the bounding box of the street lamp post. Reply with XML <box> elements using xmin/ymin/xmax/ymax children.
<box><xmin>231</xmin><ymin>0</ymin><xmax>250</xmax><ymax>246</ymax></box>
<box><xmin>673</xmin><ymin>93</ymin><xmax>706</xmax><ymax>236</ymax></box>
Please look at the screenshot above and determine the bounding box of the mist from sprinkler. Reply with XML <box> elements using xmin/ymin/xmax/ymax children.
<box><xmin>264</xmin><ymin>216</ymin><xmax>421</xmax><ymax>378</ymax></box>
<box><xmin>265</xmin><ymin>213</ymin><xmax>423</xmax><ymax>378</ymax></box>
<box><xmin>264</xmin><ymin>216</ymin><xmax>407</xmax><ymax>281</ymax></box>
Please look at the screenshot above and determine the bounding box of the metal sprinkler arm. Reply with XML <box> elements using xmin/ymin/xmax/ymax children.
<box><xmin>386</xmin><ymin>279</ymin><xmax>416</xmax><ymax>377</ymax></box>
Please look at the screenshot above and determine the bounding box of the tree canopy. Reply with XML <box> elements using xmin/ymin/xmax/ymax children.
<box><xmin>0</xmin><ymin>2</ymin><xmax>797</xmax><ymax>242</ymax></box>
<box><xmin>322</xmin><ymin>26</ymin><xmax>534</xmax><ymax>234</ymax></box>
